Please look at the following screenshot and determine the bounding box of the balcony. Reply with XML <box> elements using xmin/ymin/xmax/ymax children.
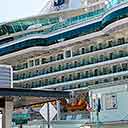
<box><xmin>1</xmin><ymin>0</ymin><xmax>127</xmax><ymax>39</ymax></box>
<box><xmin>14</xmin><ymin>37</ymin><xmax>126</xmax><ymax>71</ymax></box>
<box><xmin>13</xmin><ymin>47</ymin><xmax>128</xmax><ymax>81</ymax></box>
<box><xmin>13</xmin><ymin>62</ymin><xmax>128</xmax><ymax>89</ymax></box>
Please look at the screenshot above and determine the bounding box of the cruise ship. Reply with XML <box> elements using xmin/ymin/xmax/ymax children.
<box><xmin>0</xmin><ymin>0</ymin><xmax>128</xmax><ymax>128</ymax></box>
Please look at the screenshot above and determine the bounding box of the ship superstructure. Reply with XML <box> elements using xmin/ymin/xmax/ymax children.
<box><xmin>0</xmin><ymin>0</ymin><xmax>128</xmax><ymax>127</ymax></box>
<box><xmin>81</xmin><ymin>0</ymin><xmax>107</xmax><ymax>11</ymax></box>
<box><xmin>40</xmin><ymin>0</ymin><xmax>106</xmax><ymax>14</ymax></box>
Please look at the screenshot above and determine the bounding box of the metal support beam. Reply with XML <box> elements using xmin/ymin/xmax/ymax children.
<box><xmin>47</xmin><ymin>102</ymin><xmax>50</xmax><ymax>128</ymax></box>
<box><xmin>0</xmin><ymin>88</ymin><xmax>70</xmax><ymax>98</ymax></box>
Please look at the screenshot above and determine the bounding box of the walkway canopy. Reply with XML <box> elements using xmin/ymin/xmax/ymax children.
<box><xmin>0</xmin><ymin>88</ymin><xmax>70</xmax><ymax>108</ymax></box>
<box><xmin>0</xmin><ymin>88</ymin><xmax>70</xmax><ymax>98</ymax></box>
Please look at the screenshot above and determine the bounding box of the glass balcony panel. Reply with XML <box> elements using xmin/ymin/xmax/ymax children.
<box><xmin>109</xmin><ymin>52</ymin><xmax>115</xmax><ymax>59</ymax></box>
<box><xmin>77</xmin><ymin>73</ymin><xmax>81</xmax><ymax>79</ymax></box>
<box><xmin>81</xmin><ymin>48</ymin><xmax>85</xmax><ymax>54</ymax></box>
<box><xmin>98</xmin><ymin>43</ymin><xmax>103</xmax><ymax>50</ymax></box>
<box><xmin>65</xmin><ymin>50</ymin><xmax>71</xmax><ymax>58</ymax></box>
<box><xmin>103</xmin><ymin>67</ymin><xmax>108</xmax><ymax>74</ymax></box>
<box><xmin>118</xmin><ymin>50</ymin><xmax>125</xmax><ymax>57</ymax></box>
<box><xmin>122</xmin><ymin>63</ymin><xmax>128</xmax><ymax>71</ymax></box>
<box><xmin>41</xmin><ymin>58</ymin><xmax>46</xmax><ymax>64</ymax></box>
<box><xmin>49</xmin><ymin>56</ymin><xmax>54</xmax><ymax>62</ymax></box>
<box><xmin>23</xmin><ymin>63</ymin><xmax>28</xmax><ymax>69</ymax></box>
<box><xmin>108</xmin><ymin>40</ymin><xmax>113</xmax><ymax>47</ymax></box>
<box><xmin>99</xmin><ymin>69</ymin><xmax>103</xmax><ymax>75</ymax></box>
<box><xmin>35</xmin><ymin>59</ymin><xmax>40</xmax><ymax>66</ymax></box>
<box><xmin>117</xmin><ymin>66</ymin><xmax>122</xmax><ymax>72</ymax></box>
<box><xmin>90</xmin><ymin>45</ymin><xmax>95</xmax><ymax>52</ymax></box>
<box><xmin>94</xmin><ymin>69</ymin><xmax>98</xmax><ymax>76</ymax></box>
<box><xmin>118</xmin><ymin>37</ymin><xmax>125</xmax><ymax>44</ymax></box>
<box><xmin>112</xmin><ymin>65</ymin><xmax>118</xmax><ymax>73</ymax></box>
<box><xmin>29</xmin><ymin>60</ymin><xmax>34</xmax><ymax>67</ymax></box>
<box><xmin>57</xmin><ymin>54</ymin><xmax>64</xmax><ymax>60</ymax></box>
<box><xmin>65</xmin><ymin>63</ymin><xmax>69</xmax><ymax>69</ymax></box>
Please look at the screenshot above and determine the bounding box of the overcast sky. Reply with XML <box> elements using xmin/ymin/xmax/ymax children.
<box><xmin>0</xmin><ymin>0</ymin><xmax>81</xmax><ymax>23</ymax></box>
<box><xmin>0</xmin><ymin>0</ymin><xmax>48</xmax><ymax>23</ymax></box>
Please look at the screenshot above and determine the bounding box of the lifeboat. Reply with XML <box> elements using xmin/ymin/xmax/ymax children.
<box><xmin>61</xmin><ymin>99</ymin><xmax>88</xmax><ymax>112</ymax></box>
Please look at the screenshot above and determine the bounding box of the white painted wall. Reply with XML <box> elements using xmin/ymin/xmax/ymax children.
<box><xmin>89</xmin><ymin>84</ymin><xmax>128</xmax><ymax>122</ymax></box>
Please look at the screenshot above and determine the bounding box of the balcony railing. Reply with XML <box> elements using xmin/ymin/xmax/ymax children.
<box><xmin>14</xmin><ymin>38</ymin><xmax>127</xmax><ymax>71</ymax></box>
<box><xmin>13</xmin><ymin>62</ymin><xmax>128</xmax><ymax>89</ymax></box>
<box><xmin>14</xmin><ymin>47</ymin><xmax>128</xmax><ymax>81</ymax></box>
<box><xmin>15</xmin><ymin>0</ymin><xmax>128</xmax><ymax>37</ymax></box>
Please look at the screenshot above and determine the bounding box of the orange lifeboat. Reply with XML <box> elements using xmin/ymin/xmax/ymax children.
<box><xmin>61</xmin><ymin>99</ymin><xmax>88</xmax><ymax>112</ymax></box>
